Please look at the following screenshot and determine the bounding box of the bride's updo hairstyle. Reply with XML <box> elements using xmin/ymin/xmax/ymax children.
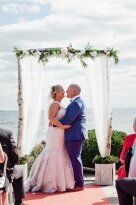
<box><xmin>50</xmin><ymin>85</ymin><xmax>63</xmax><ymax>100</ymax></box>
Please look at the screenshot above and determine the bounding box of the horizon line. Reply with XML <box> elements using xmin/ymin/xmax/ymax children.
<box><xmin>0</xmin><ymin>107</ymin><xmax>136</xmax><ymax>111</ymax></box>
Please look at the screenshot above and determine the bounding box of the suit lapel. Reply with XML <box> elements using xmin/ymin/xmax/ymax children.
<box><xmin>66</xmin><ymin>97</ymin><xmax>81</xmax><ymax>112</ymax></box>
<box><xmin>72</xmin><ymin>97</ymin><xmax>80</xmax><ymax>102</ymax></box>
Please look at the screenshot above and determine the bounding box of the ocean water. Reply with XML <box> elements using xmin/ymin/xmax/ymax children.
<box><xmin>0</xmin><ymin>108</ymin><xmax>136</xmax><ymax>143</ymax></box>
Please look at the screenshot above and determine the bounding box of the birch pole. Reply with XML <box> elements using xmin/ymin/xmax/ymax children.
<box><xmin>17</xmin><ymin>56</ymin><xmax>24</xmax><ymax>156</ymax></box>
<box><xmin>105</xmin><ymin>57</ymin><xmax>112</xmax><ymax>156</ymax></box>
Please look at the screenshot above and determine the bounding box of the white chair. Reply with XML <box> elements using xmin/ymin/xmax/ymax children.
<box><xmin>0</xmin><ymin>153</ymin><xmax>9</xmax><ymax>205</ymax></box>
<box><xmin>0</xmin><ymin>153</ymin><xmax>14</xmax><ymax>205</ymax></box>
<box><xmin>0</xmin><ymin>190</ymin><xmax>3</xmax><ymax>205</ymax></box>
<box><xmin>7</xmin><ymin>183</ymin><xmax>13</xmax><ymax>205</ymax></box>
<box><xmin>133</xmin><ymin>196</ymin><xmax>136</xmax><ymax>205</ymax></box>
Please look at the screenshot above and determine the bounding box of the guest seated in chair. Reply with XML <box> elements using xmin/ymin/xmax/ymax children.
<box><xmin>0</xmin><ymin>142</ymin><xmax>8</xmax><ymax>205</ymax></box>
<box><xmin>117</xmin><ymin>116</ymin><xmax>136</xmax><ymax>179</ymax></box>
<box><xmin>0</xmin><ymin>128</ymin><xmax>25</xmax><ymax>205</ymax></box>
<box><xmin>116</xmin><ymin>178</ymin><xmax>136</xmax><ymax>205</ymax></box>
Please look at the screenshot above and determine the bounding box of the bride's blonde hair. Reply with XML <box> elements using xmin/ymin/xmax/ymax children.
<box><xmin>50</xmin><ymin>85</ymin><xmax>63</xmax><ymax>99</ymax></box>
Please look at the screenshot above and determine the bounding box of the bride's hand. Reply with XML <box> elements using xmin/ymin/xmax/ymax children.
<box><xmin>63</xmin><ymin>125</ymin><xmax>71</xmax><ymax>129</ymax></box>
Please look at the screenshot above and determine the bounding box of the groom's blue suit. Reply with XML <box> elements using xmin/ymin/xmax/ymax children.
<box><xmin>60</xmin><ymin>96</ymin><xmax>88</xmax><ymax>187</ymax></box>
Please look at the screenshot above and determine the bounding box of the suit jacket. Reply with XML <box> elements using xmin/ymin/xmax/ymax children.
<box><xmin>60</xmin><ymin>97</ymin><xmax>88</xmax><ymax>141</ymax></box>
<box><xmin>0</xmin><ymin>128</ymin><xmax>19</xmax><ymax>172</ymax></box>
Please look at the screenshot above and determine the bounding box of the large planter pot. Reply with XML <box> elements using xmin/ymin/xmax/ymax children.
<box><xmin>14</xmin><ymin>163</ymin><xmax>28</xmax><ymax>181</ymax></box>
<box><xmin>95</xmin><ymin>163</ymin><xmax>115</xmax><ymax>186</ymax></box>
<box><xmin>22</xmin><ymin>163</ymin><xmax>28</xmax><ymax>181</ymax></box>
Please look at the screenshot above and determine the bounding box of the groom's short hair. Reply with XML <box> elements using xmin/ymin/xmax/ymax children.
<box><xmin>69</xmin><ymin>84</ymin><xmax>81</xmax><ymax>94</ymax></box>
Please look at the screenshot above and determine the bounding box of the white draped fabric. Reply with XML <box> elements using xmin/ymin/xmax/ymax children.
<box><xmin>86</xmin><ymin>56</ymin><xmax>112</xmax><ymax>157</ymax></box>
<box><xmin>21</xmin><ymin>57</ymin><xmax>44</xmax><ymax>154</ymax></box>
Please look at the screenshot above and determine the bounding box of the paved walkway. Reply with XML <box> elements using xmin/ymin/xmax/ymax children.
<box><xmin>84</xmin><ymin>174</ymin><xmax>119</xmax><ymax>205</ymax></box>
<box><xmin>24</xmin><ymin>185</ymin><xmax>111</xmax><ymax>205</ymax></box>
<box><xmin>23</xmin><ymin>173</ymin><xmax>119</xmax><ymax>205</ymax></box>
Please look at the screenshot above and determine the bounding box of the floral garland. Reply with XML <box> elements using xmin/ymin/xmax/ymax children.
<box><xmin>14</xmin><ymin>43</ymin><xmax>119</xmax><ymax>67</ymax></box>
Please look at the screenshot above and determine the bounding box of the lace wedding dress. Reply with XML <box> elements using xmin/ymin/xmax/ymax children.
<box><xmin>24</xmin><ymin>106</ymin><xmax>75</xmax><ymax>193</ymax></box>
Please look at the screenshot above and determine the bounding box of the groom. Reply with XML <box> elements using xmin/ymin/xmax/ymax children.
<box><xmin>59</xmin><ymin>84</ymin><xmax>88</xmax><ymax>191</ymax></box>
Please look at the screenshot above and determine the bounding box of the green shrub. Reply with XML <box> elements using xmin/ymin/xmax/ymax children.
<box><xmin>19</xmin><ymin>155</ymin><xmax>30</xmax><ymax>164</ymax></box>
<box><xmin>93</xmin><ymin>155</ymin><xmax>118</xmax><ymax>164</ymax></box>
<box><xmin>111</xmin><ymin>130</ymin><xmax>126</xmax><ymax>156</ymax></box>
<box><xmin>82</xmin><ymin>129</ymin><xmax>126</xmax><ymax>168</ymax></box>
<box><xmin>82</xmin><ymin>129</ymin><xmax>99</xmax><ymax>167</ymax></box>
<box><xmin>28</xmin><ymin>142</ymin><xmax>45</xmax><ymax>173</ymax></box>
<box><xmin>19</xmin><ymin>141</ymin><xmax>46</xmax><ymax>173</ymax></box>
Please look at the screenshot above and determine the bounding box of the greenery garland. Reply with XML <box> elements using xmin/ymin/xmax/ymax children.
<box><xmin>14</xmin><ymin>43</ymin><xmax>119</xmax><ymax>67</ymax></box>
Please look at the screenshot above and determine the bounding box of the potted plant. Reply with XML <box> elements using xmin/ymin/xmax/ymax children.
<box><xmin>93</xmin><ymin>155</ymin><xmax>118</xmax><ymax>186</ymax></box>
<box><xmin>19</xmin><ymin>154</ymin><xmax>30</xmax><ymax>165</ymax></box>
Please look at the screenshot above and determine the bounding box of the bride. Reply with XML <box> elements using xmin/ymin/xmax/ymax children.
<box><xmin>24</xmin><ymin>85</ymin><xmax>75</xmax><ymax>193</ymax></box>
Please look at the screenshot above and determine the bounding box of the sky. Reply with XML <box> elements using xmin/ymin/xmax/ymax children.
<box><xmin>0</xmin><ymin>0</ymin><xmax>136</xmax><ymax>110</ymax></box>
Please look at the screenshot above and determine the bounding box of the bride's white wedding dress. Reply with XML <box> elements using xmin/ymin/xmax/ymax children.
<box><xmin>24</xmin><ymin>106</ymin><xmax>75</xmax><ymax>193</ymax></box>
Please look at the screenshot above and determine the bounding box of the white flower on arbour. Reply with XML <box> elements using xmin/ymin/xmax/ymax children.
<box><xmin>80</xmin><ymin>49</ymin><xmax>86</xmax><ymax>55</ymax></box>
<box><xmin>104</xmin><ymin>50</ymin><xmax>110</xmax><ymax>55</ymax></box>
<box><xmin>106</xmin><ymin>50</ymin><xmax>111</xmax><ymax>55</ymax></box>
<box><xmin>91</xmin><ymin>51</ymin><xmax>97</xmax><ymax>58</ymax></box>
<box><xmin>33</xmin><ymin>50</ymin><xmax>41</xmax><ymax>57</ymax></box>
<box><xmin>85</xmin><ymin>43</ymin><xmax>92</xmax><ymax>50</ymax></box>
<box><xmin>60</xmin><ymin>47</ymin><xmax>68</xmax><ymax>56</ymax></box>
<box><xmin>23</xmin><ymin>50</ymin><xmax>29</xmax><ymax>57</ymax></box>
<box><xmin>68</xmin><ymin>53</ymin><xmax>74</xmax><ymax>61</ymax></box>
<box><xmin>76</xmin><ymin>49</ymin><xmax>86</xmax><ymax>58</ymax></box>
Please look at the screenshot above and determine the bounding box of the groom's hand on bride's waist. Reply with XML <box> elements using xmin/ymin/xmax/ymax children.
<box><xmin>52</xmin><ymin>124</ymin><xmax>71</xmax><ymax>128</ymax></box>
<box><xmin>53</xmin><ymin>124</ymin><xmax>57</xmax><ymax>127</ymax></box>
